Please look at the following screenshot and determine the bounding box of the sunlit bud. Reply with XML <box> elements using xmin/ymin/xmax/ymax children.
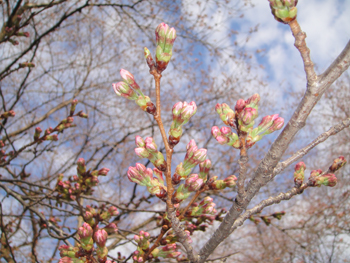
<box><xmin>329</xmin><ymin>156</ymin><xmax>347</xmax><ymax>172</ymax></box>
<box><xmin>211</xmin><ymin>126</ymin><xmax>221</xmax><ymax>138</ymax></box>
<box><xmin>313</xmin><ymin>173</ymin><xmax>337</xmax><ymax>187</ymax></box>
<box><xmin>199</xmin><ymin>159</ymin><xmax>211</xmax><ymax>181</ymax></box>
<box><xmin>135</xmin><ymin>147</ymin><xmax>150</xmax><ymax>159</ymax></box>
<box><xmin>144</xmin><ymin>47</ymin><xmax>155</xmax><ymax>69</ymax></box>
<box><xmin>34</xmin><ymin>127</ymin><xmax>42</xmax><ymax>140</ymax></box>
<box><xmin>135</xmin><ymin>136</ymin><xmax>145</xmax><ymax>147</ymax></box>
<box><xmin>78</xmin><ymin>222</ymin><xmax>93</xmax><ymax>240</ymax></box>
<box><xmin>224</xmin><ymin>175</ymin><xmax>237</xmax><ymax>188</ymax></box>
<box><xmin>172</xmin><ymin>101</ymin><xmax>183</xmax><ymax>118</ymax></box>
<box><xmin>235</xmin><ymin>99</ymin><xmax>246</xmax><ymax>113</ymax></box>
<box><xmin>145</xmin><ymin>137</ymin><xmax>158</xmax><ymax>153</ymax></box>
<box><xmin>120</xmin><ymin>69</ymin><xmax>142</xmax><ymax>93</ymax></box>
<box><xmin>155</xmin><ymin>23</ymin><xmax>169</xmax><ymax>48</ymax></box>
<box><xmin>104</xmin><ymin>223</ymin><xmax>118</xmax><ymax>233</ymax></box>
<box><xmin>70</xmin><ymin>99</ymin><xmax>78</xmax><ymax>115</ymax></box>
<box><xmin>77</xmin><ymin>158</ymin><xmax>86</xmax><ymax>175</ymax></box>
<box><xmin>185</xmin><ymin>174</ymin><xmax>203</xmax><ymax>192</ymax></box>
<box><xmin>245</xmin><ymin>93</ymin><xmax>260</xmax><ymax>109</ymax></box>
<box><xmin>294</xmin><ymin>161</ymin><xmax>306</xmax><ymax>187</ymax></box>
<box><xmin>181</xmin><ymin>101</ymin><xmax>197</xmax><ymax>124</ymax></box>
<box><xmin>269</xmin><ymin>0</ymin><xmax>298</xmax><ymax>24</ymax></box>
<box><xmin>94</xmin><ymin>229</ymin><xmax>108</xmax><ymax>248</ymax></box>
<box><xmin>112</xmin><ymin>82</ymin><xmax>138</xmax><ymax>100</ymax></box>
<box><xmin>153</xmin><ymin>168</ymin><xmax>165</xmax><ymax>185</ymax></box>
<box><xmin>45</xmin><ymin>134</ymin><xmax>58</xmax><ymax>141</ymax></box>
<box><xmin>108</xmin><ymin>206</ymin><xmax>119</xmax><ymax>216</ymax></box>
<box><xmin>1</xmin><ymin>110</ymin><xmax>16</xmax><ymax>118</ymax></box>
<box><xmin>164</xmin><ymin>27</ymin><xmax>177</xmax><ymax>53</ymax></box>
<box><xmin>98</xmin><ymin>167</ymin><xmax>109</xmax><ymax>176</ymax></box>
<box><xmin>241</xmin><ymin>107</ymin><xmax>258</xmax><ymax>125</ymax></box>
<box><xmin>272</xmin><ymin>211</ymin><xmax>286</xmax><ymax>220</ymax></box>
<box><xmin>216</xmin><ymin>103</ymin><xmax>235</xmax><ymax>126</ymax></box>
<box><xmin>155</xmin><ymin>23</ymin><xmax>176</xmax><ymax>72</ymax></box>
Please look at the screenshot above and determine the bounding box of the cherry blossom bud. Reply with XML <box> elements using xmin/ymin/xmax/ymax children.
<box><xmin>0</xmin><ymin>110</ymin><xmax>16</xmax><ymax>119</ymax></box>
<box><xmin>45</xmin><ymin>134</ymin><xmax>58</xmax><ymax>141</ymax></box>
<box><xmin>77</xmin><ymin>111</ymin><xmax>88</xmax><ymax>118</ymax></box>
<box><xmin>185</xmin><ymin>174</ymin><xmax>203</xmax><ymax>192</ymax></box>
<box><xmin>269</xmin><ymin>0</ymin><xmax>298</xmax><ymax>24</ymax></box>
<box><xmin>329</xmin><ymin>156</ymin><xmax>346</xmax><ymax>172</ymax></box>
<box><xmin>155</xmin><ymin>23</ymin><xmax>177</xmax><ymax>72</ymax></box>
<box><xmin>70</xmin><ymin>99</ymin><xmax>78</xmax><ymax>115</ymax></box>
<box><xmin>108</xmin><ymin>206</ymin><xmax>119</xmax><ymax>216</ymax></box>
<box><xmin>144</xmin><ymin>47</ymin><xmax>155</xmax><ymax>69</ymax></box>
<box><xmin>134</xmin><ymin>230</ymin><xmax>150</xmax><ymax>250</ymax></box>
<box><xmin>98</xmin><ymin>167</ymin><xmax>109</xmax><ymax>176</ymax></box>
<box><xmin>34</xmin><ymin>127</ymin><xmax>42</xmax><ymax>141</ymax></box>
<box><xmin>309</xmin><ymin>169</ymin><xmax>322</xmax><ymax>179</ymax></box>
<box><xmin>234</xmin><ymin>99</ymin><xmax>246</xmax><ymax>113</ymax></box>
<box><xmin>241</xmin><ymin>107</ymin><xmax>258</xmax><ymax>125</ymax></box>
<box><xmin>104</xmin><ymin>223</ymin><xmax>118</xmax><ymax>234</ymax></box>
<box><xmin>120</xmin><ymin>69</ymin><xmax>142</xmax><ymax>93</ymax></box>
<box><xmin>199</xmin><ymin>159</ymin><xmax>211</xmax><ymax>181</ymax></box>
<box><xmin>313</xmin><ymin>174</ymin><xmax>337</xmax><ymax>187</ymax></box>
<box><xmin>135</xmin><ymin>136</ymin><xmax>145</xmax><ymax>147</ymax></box>
<box><xmin>245</xmin><ymin>93</ymin><xmax>260</xmax><ymax>109</ymax></box>
<box><xmin>152</xmin><ymin>243</ymin><xmax>181</xmax><ymax>258</ymax></box>
<box><xmin>94</xmin><ymin>229</ymin><xmax>108</xmax><ymax>248</ymax></box>
<box><xmin>77</xmin><ymin>158</ymin><xmax>86</xmax><ymax>175</ymax></box>
<box><xmin>216</xmin><ymin>103</ymin><xmax>235</xmax><ymax>127</ymax></box>
<box><xmin>224</xmin><ymin>175</ymin><xmax>237</xmax><ymax>188</ymax></box>
<box><xmin>294</xmin><ymin>161</ymin><xmax>306</xmax><ymax>187</ymax></box>
<box><xmin>112</xmin><ymin>82</ymin><xmax>138</xmax><ymax>100</ymax></box>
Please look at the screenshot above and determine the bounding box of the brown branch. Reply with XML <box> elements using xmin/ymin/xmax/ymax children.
<box><xmin>236</xmin><ymin>133</ymin><xmax>248</xmax><ymax>206</ymax></box>
<box><xmin>289</xmin><ymin>19</ymin><xmax>317</xmax><ymax>87</ymax></box>
<box><xmin>178</xmin><ymin>187</ymin><xmax>207</xmax><ymax>221</ymax></box>
<box><xmin>229</xmin><ymin>184</ymin><xmax>309</xmax><ymax>234</ymax></box>
<box><xmin>273</xmin><ymin>117</ymin><xmax>350</xmax><ymax>177</ymax></box>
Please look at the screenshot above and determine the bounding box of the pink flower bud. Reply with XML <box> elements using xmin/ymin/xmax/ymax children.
<box><xmin>135</xmin><ymin>136</ymin><xmax>145</xmax><ymax>147</ymax></box>
<box><xmin>94</xmin><ymin>229</ymin><xmax>108</xmax><ymax>248</ymax></box>
<box><xmin>78</xmin><ymin>222</ymin><xmax>93</xmax><ymax>239</ymax></box>
<box><xmin>98</xmin><ymin>168</ymin><xmax>110</xmax><ymax>176</ymax></box>
<box><xmin>235</xmin><ymin>99</ymin><xmax>246</xmax><ymax>113</ymax></box>
<box><xmin>329</xmin><ymin>156</ymin><xmax>346</xmax><ymax>172</ymax></box>
<box><xmin>108</xmin><ymin>206</ymin><xmax>119</xmax><ymax>216</ymax></box>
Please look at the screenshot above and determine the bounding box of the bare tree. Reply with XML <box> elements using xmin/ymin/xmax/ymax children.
<box><xmin>0</xmin><ymin>0</ymin><xmax>349</xmax><ymax>263</ymax></box>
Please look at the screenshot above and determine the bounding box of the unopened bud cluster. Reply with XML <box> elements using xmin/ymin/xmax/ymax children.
<box><xmin>172</xmin><ymin>140</ymin><xmax>207</xmax><ymax>185</ymax></box>
<box><xmin>34</xmin><ymin>100</ymin><xmax>87</xmax><ymax>144</ymax></box>
<box><xmin>135</xmin><ymin>136</ymin><xmax>167</xmax><ymax>171</ymax></box>
<box><xmin>213</xmin><ymin>94</ymin><xmax>284</xmax><ymax>149</ymax></box>
<box><xmin>133</xmin><ymin>230</ymin><xmax>181</xmax><ymax>262</ymax></box>
<box><xmin>59</xmin><ymin>205</ymin><xmax>118</xmax><ymax>262</ymax></box>
<box><xmin>249</xmin><ymin>211</ymin><xmax>286</xmax><ymax>226</ymax></box>
<box><xmin>269</xmin><ymin>0</ymin><xmax>298</xmax><ymax>24</ymax></box>
<box><xmin>113</xmin><ymin>69</ymin><xmax>156</xmax><ymax>114</ymax></box>
<box><xmin>293</xmin><ymin>156</ymin><xmax>347</xmax><ymax>188</ymax></box>
<box><xmin>56</xmin><ymin>158</ymin><xmax>110</xmax><ymax>201</ymax></box>
<box><xmin>127</xmin><ymin>163</ymin><xmax>167</xmax><ymax>199</ymax></box>
<box><xmin>168</xmin><ymin>101</ymin><xmax>197</xmax><ymax>146</ymax></box>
